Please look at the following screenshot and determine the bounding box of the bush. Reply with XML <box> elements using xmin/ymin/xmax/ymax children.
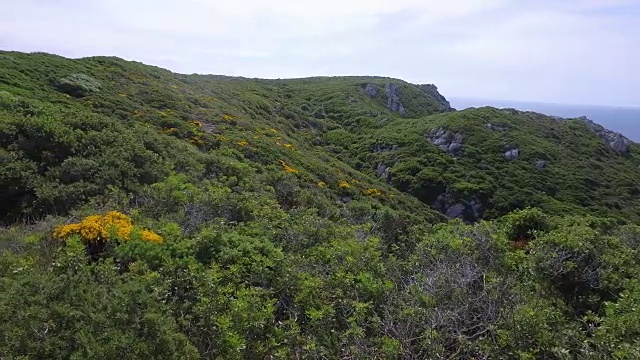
<box><xmin>53</xmin><ymin>73</ymin><xmax>101</xmax><ymax>97</ymax></box>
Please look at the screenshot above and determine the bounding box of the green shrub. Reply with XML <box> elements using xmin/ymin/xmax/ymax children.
<box><xmin>53</xmin><ymin>73</ymin><xmax>101</xmax><ymax>97</ymax></box>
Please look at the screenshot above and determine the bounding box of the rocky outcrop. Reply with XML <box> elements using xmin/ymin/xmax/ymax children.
<box><xmin>434</xmin><ymin>192</ymin><xmax>483</xmax><ymax>222</ymax></box>
<box><xmin>504</xmin><ymin>148</ymin><xmax>520</xmax><ymax>160</ymax></box>
<box><xmin>417</xmin><ymin>84</ymin><xmax>453</xmax><ymax>112</ymax></box>
<box><xmin>579</xmin><ymin>117</ymin><xmax>631</xmax><ymax>154</ymax></box>
<box><xmin>385</xmin><ymin>84</ymin><xmax>407</xmax><ymax>116</ymax></box>
<box><xmin>376</xmin><ymin>163</ymin><xmax>391</xmax><ymax>182</ymax></box>
<box><xmin>485</xmin><ymin>123</ymin><xmax>508</xmax><ymax>131</ymax></box>
<box><xmin>535</xmin><ymin>160</ymin><xmax>547</xmax><ymax>170</ymax></box>
<box><xmin>373</xmin><ymin>144</ymin><xmax>398</xmax><ymax>153</ymax></box>
<box><xmin>363</xmin><ymin>83</ymin><xmax>379</xmax><ymax>98</ymax></box>
<box><xmin>428</xmin><ymin>128</ymin><xmax>464</xmax><ymax>155</ymax></box>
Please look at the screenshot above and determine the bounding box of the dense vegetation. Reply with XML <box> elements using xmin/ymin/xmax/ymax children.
<box><xmin>2</xmin><ymin>51</ymin><xmax>640</xmax><ymax>358</ymax></box>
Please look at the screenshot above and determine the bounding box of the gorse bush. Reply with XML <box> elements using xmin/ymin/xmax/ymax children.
<box><xmin>53</xmin><ymin>211</ymin><xmax>163</xmax><ymax>244</ymax></box>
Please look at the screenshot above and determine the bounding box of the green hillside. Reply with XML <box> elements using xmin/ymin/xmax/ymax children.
<box><xmin>2</xmin><ymin>51</ymin><xmax>640</xmax><ymax>358</ymax></box>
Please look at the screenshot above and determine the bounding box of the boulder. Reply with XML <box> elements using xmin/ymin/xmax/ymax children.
<box><xmin>504</xmin><ymin>148</ymin><xmax>520</xmax><ymax>160</ymax></box>
<box><xmin>428</xmin><ymin>128</ymin><xmax>464</xmax><ymax>155</ymax></box>
<box><xmin>446</xmin><ymin>204</ymin><xmax>466</xmax><ymax>219</ymax></box>
<box><xmin>434</xmin><ymin>192</ymin><xmax>483</xmax><ymax>222</ymax></box>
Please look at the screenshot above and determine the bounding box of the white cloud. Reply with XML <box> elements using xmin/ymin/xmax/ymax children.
<box><xmin>1</xmin><ymin>0</ymin><xmax>639</xmax><ymax>105</ymax></box>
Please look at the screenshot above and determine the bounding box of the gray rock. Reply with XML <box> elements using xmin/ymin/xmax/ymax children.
<box><xmin>381</xmin><ymin>167</ymin><xmax>391</xmax><ymax>182</ymax></box>
<box><xmin>446</xmin><ymin>204</ymin><xmax>466</xmax><ymax>219</ymax></box>
<box><xmin>504</xmin><ymin>148</ymin><xmax>520</xmax><ymax>160</ymax></box>
<box><xmin>485</xmin><ymin>123</ymin><xmax>508</xmax><ymax>131</ymax></box>
<box><xmin>373</xmin><ymin>144</ymin><xmax>398</xmax><ymax>153</ymax></box>
<box><xmin>363</xmin><ymin>83</ymin><xmax>379</xmax><ymax>98</ymax></box>
<box><xmin>385</xmin><ymin>83</ymin><xmax>407</xmax><ymax>116</ymax></box>
<box><xmin>434</xmin><ymin>192</ymin><xmax>483</xmax><ymax>222</ymax></box>
<box><xmin>428</xmin><ymin>128</ymin><xmax>464</xmax><ymax>155</ymax></box>
<box><xmin>376</xmin><ymin>163</ymin><xmax>388</xmax><ymax>177</ymax></box>
<box><xmin>448</xmin><ymin>142</ymin><xmax>463</xmax><ymax>153</ymax></box>
<box><xmin>376</xmin><ymin>163</ymin><xmax>391</xmax><ymax>182</ymax></box>
<box><xmin>468</xmin><ymin>200</ymin><xmax>482</xmax><ymax>219</ymax></box>
<box><xmin>340</xmin><ymin>196</ymin><xmax>352</xmax><ymax>203</ymax></box>
<box><xmin>535</xmin><ymin>160</ymin><xmax>547</xmax><ymax>169</ymax></box>
<box><xmin>579</xmin><ymin>117</ymin><xmax>632</xmax><ymax>153</ymax></box>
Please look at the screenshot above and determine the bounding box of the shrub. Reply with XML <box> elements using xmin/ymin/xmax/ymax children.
<box><xmin>54</xmin><ymin>211</ymin><xmax>162</xmax><ymax>244</ymax></box>
<box><xmin>53</xmin><ymin>73</ymin><xmax>101</xmax><ymax>97</ymax></box>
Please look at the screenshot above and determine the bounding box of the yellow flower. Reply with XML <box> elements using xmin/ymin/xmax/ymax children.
<box><xmin>317</xmin><ymin>181</ymin><xmax>327</xmax><ymax>188</ymax></box>
<box><xmin>141</xmin><ymin>230</ymin><xmax>163</xmax><ymax>243</ymax></box>
<box><xmin>53</xmin><ymin>211</ymin><xmax>162</xmax><ymax>244</ymax></box>
<box><xmin>237</xmin><ymin>140</ymin><xmax>248</xmax><ymax>146</ymax></box>
<box><xmin>364</xmin><ymin>188</ymin><xmax>383</xmax><ymax>197</ymax></box>
<box><xmin>189</xmin><ymin>137</ymin><xmax>205</xmax><ymax>146</ymax></box>
<box><xmin>338</xmin><ymin>181</ymin><xmax>351</xmax><ymax>189</ymax></box>
<box><xmin>283</xmin><ymin>143</ymin><xmax>294</xmax><ymax>150</ymax></box>
<box><xmin>222</xmin><ymin>114</ymin><xmax>235</xmax><ymax>121</ymax></box>
<box><xmin>278</xmin><ymin>160</ymin><xmax>299</xmax><ymax>173</ymax></box>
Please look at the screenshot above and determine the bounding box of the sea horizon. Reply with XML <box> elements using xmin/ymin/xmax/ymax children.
<box><xmin>450</xmin><ymin>97</ymin><xmax>640</xmax><ymax>142</ymax></box>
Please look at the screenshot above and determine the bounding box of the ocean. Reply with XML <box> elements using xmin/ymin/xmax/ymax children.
<box><xmin>449</xmin><ymin>98</ymin><xmax>640</xmax><ymax>142</ymax></box>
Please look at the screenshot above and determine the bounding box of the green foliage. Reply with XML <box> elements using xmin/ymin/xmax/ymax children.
<box><xmin>54</xmin><ymin>73</ymin><xmax>101</xmax><ymax>97</ymax></box>
<box><xmin>2</xmin><ymin>50</ymin><xmax>640</xmax><ymax>358</ymax></box>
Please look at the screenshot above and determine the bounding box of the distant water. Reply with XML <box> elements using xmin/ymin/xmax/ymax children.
<box><xmin>450</xmin><ymin>97</ymin><xmax>640</xmax><ymax>142</ymax></box>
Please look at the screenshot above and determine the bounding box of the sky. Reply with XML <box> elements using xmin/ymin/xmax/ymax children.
<box><xmin>1</xmin><ymin>0</ymin><xmax>639</xmax><ymax>106</ymax></box>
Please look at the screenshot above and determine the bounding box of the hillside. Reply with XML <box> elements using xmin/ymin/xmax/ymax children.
<box><xmin>2</xmin><ymin>51</ymin><xmax>640</xmax><ymax>358</ymax></box>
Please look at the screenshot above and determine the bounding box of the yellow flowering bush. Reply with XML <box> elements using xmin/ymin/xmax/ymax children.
<box><xmin>364</xmin><ymin>188</ymin><xmax>383</xmax><ymax>197</ymax></box>
<box><xmin>237</xmin><ymin>140</ymin><xmax>249</xmax><ymax>146</ymax></box>
<box><xmin>338</xmin><ymin>180</ymin><xmax>351</xmax><ymax>189</ymax></box>
<box><xmin>317</xmin><ymin>181</ymin><xmax>327</xmax><ymax>188</ymax></box>
<box><xmin>279</xmin><ymin>160</ymin><xmax>299</xmax><ymax>173</ymax></box>
<box><xmin>222</xmin><ymin>114</ymin><xmax>235</xmax><ymax>121</ymax></box>
<box><xmin>53</xmin><ymin>211</ymin><xmax>162</xmax><ymax>244</ymax></box>
<box><xmin>189</xmin><ymin>137</ymin><xmax>204</xmax><ymax>146</ymax></box>
<box><xmin>283</xmin><ymin>143</ymin><xmax>294</xmax><ymax>150</ymax></box>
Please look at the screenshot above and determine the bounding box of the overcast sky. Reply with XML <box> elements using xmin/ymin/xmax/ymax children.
<box><xmin>2</xmin><ymin>0</ymin><xmax>639</xmax><ymax>106</ymax></box>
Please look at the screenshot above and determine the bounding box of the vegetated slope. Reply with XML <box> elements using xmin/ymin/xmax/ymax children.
<box><xmin>335</xmin><ymin>107</ymin><xmax>640</xmax><ymax>222</ymax></box>
<box><xmin>0</xmin><ymin>51</ymin><xmax>446</xmax><ymax>225</ymax></box>
<box><xmin>3</xmin><ymin>51</ymin><xmax>640</xmax><ymax>359</ymax></box>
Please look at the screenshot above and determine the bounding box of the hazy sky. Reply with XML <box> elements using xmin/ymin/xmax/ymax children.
<box><xmin>2</xmin><ymin>0</ymin><xmax>639</xmax><ymax>106</ymax></box>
